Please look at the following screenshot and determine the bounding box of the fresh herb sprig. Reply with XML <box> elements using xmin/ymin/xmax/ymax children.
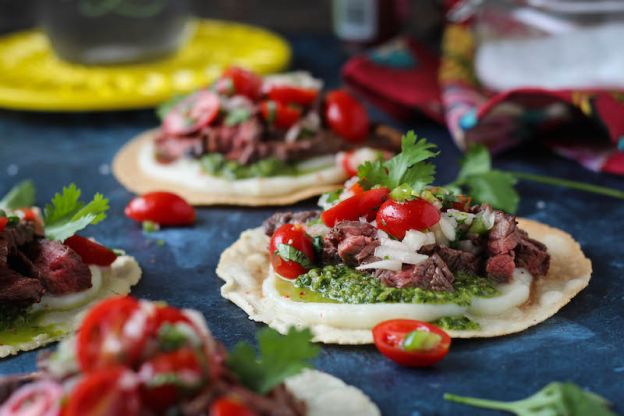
<box><xmin>275</xmin><ymin>244</ymin><xmax>314</xmax><ymax>269</ymax></box>
<box><xmin>444</xmin><ymin>382</ymin><xmax>617</xmax><ymax>416</ymax></box>
<box><xmin>227</xmin><ymin>327</ymin><xmax>320</xmax><ymax>394</ymax></box>
<box><xmin>0</xmin><ymin>180</ymin><xmax>36</xmax><ymax>210</ymax></box>
<box><xmin>43</xmin><ymin>184</ymin><xmax>109</xmax><ymax>242</ymax></box>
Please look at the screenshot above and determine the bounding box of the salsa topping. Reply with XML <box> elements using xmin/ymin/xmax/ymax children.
<box><xmin>125</xmin><ymin>191</ymin><xmax>196</xmax><ymax>227</ymax></box>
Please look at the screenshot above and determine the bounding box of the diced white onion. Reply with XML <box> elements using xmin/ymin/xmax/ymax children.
<box><xmin>424</xmin><ymin>232</ymin><xmax>436</xmax><ymax>245</ymax></box>
<box><xmin>446</xmin><ymin>209</ymin><xmax>475</xmax><ymax>225</ymax></box>
<box><xmin>356</xmin><ymin>259</ymin><xmax>402</xmax><ymax>272</ymax></box>
<box><xmin>379</xmin><ymin>239</ymin><xmax>408</xmax><ymax>251</ymax></box>
<box><xmin>431</xmin><ymin>223</ymin><xmax>449</xmax><ymax>246</ymax></box>
<box><xmin>376</xmin><ymin>229</ymin><xmax>389</xmax><ymax>241</ymax></box>
<box><xmin>374</xmin><ymin>246</ymin><xmax>429</xmax><ymax>265</ymax></box>
<box><xmin>439</xmin><ymin>215</ymin><xmax>457</xmax><ymax>241</ymax></box>
<box><xmin>306</xmin><ymin>223</ymin><xmax>329</xmax><ymax>237</ymax></box>
<box><xmin>402</xmin><ymin>230</ymin><xmax>427</xmax><ymax>251</ymax></box>
<box><xmin>482</xmin><ymin>210</ymin><xmax>496</xmax><ymax>230</ymax></box>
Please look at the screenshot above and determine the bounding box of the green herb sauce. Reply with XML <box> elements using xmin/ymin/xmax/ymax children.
<box><xmin>294</xmin><ymin>265</ymin><xmax>499</xmax><ymax>306</ymax></box>
<box><xmin>0</xmin><ymin>308</ymin><xmax>64</xmax><ymax>347</ymax></box>
<box><xmin>275</xmin><ymin>276</ymin><xmax>337</xmax><ymax>304</ymax></box>
<box><xmin>432</xmin><ymin>316</ymin><xmax>481</xmax><ymax>331</ymax></box>
<box><xmin>200</xmin><ymin>153</ymin><xmax>330</xmax><ymax>180</ymax></box>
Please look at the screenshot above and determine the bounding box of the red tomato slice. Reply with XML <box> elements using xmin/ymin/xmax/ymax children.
<box><xmin>266</xmin><ymin>85</ymin><xmax>318</xmax><ymax>106</ymax></box>
<box><xmin>372</xmin><ymin>319</ymin><xmax>451</xmax><ymax>367</ymax></box>
<box><xmin>269</xmin><ymin>223</ymin><xmax>314</xmax><ymax>280</ymax></box>
<box><xmin>163</xmin><ymin>90</ymin><xmax>220</xmax><ymax>136</ymax></box>
<box><xmin>221</xmin><ymin>66</ymin><xmax>263</xmax><ymax>100</ymax></box>
<box><xmin>260</xmin><ymin>100</ymin><xmax>302</xmax><ymax>129</ymax></box>
<box><xmin>0</xmin><ymin>380</ymin><xmax>62</xmax><ymax>416</ymax></box>
<box><xmin>324</xmin><ymin>89</ymin><xmax>369</xmax><ymax>143</ymax></box>
<box><xmin>77</xmin><ymin>297</ymin><xmax>148</xmax><ymax>372</ymax></box>
<box><xmin>210</xmin><ymin>397</ymin><xmax>257</xmax><ymax>416</ymax></box>
<box><xmin>125</xmin><ymin>191</ymin><xmax>195</xmax><ymax>226</ymax></box>
<box><xmin>376</xmin><ymin>198</ymin><xmax>441</xmax><ymax>240</ymax></box>
<box><xmin>64</xmin><ymin>235</ymin><xmax>117</xmax><ymax>267</ymax></box>
<box><xmin>65</xmin><ymin>368</ymin><xmax>141</xmax><ymax>416</ymax></box>
<box><xmin>321</xmin><ymin>188</ymin><xmax>389</xmax><ymax>227</ymax></box>
<box><xmin>0</xmin><ymin>217</ymin><xmax>7</xmax><ymax>232</ymax></box>
<box><xmin>139</xmin><ymin>348</ymin><xmax>205</xmax><ymax>412</ymax></box>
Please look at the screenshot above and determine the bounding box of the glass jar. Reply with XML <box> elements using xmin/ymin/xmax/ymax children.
<box><xmin>38</xmin><ymin>0</ymin><xmax>194</xmax><ymax>65</ymax></box>
<box><xmin>469</xmin><ymin>0</ymin><xmax>624</xmax><ymax>90</ymax></box>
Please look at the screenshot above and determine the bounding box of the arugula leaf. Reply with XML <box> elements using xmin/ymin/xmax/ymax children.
<box><xmin>227</xmin><ymin>327</ymin><xmax>319</xmax><ymax>394</ymax></box>
<box><xmin>450</xmin><ymin>144</ymin><xmax>519</xmax><ymax>213</ymax></box>
<box><xmin>358</xmin><ymin>131</ymin><xmax>438</xmax><ymax>192</ymax></box>
<box><xmin>444</xmin><ymin>382</ymin><xmax>617</xmax><ymax>416</ymax></box>
<box><xmin>275</xmin><ymin>243</ymin><xmax>313</xmax><ymax>269</ymax></box>
<box><xmin>43</xmin><ymin>184</ymin><xmax>109</xmax><ymax>242</ymax></box>
<box><xmin>0</xmin><ymin>180</ymin><xmax>36</xmax><ymax>210</ymax></box>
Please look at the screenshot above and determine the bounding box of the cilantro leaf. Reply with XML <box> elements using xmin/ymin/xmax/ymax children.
<box><xmin>43</xmin><ymin>184</ymin><xmax>109</xmax><ymax>242</ymax></box>
<box><xmin>357</xmin><ymin>131</ymin><xmax>438</xmax><ymax>192</ymax></box>
<box><xmin>464</xmin><ymin>171</ymin><xmax>519</xmax><ymax>213</ymax></box>
<box><xmin>0</xmin><ymin>180</ymin><xmax>36</xmax><ymax>210</ymax></box>
<box><xmin>458</xmin><ymin>143</ymin><xmax>491</xmax><ymax>180</ymax></box>
<box><xmin>445</xmin><ymin>382</ymin><xmax>617</xmax><ymax>416</ymax></box>
<box><xmin>227</xmin><ymin>327</ymin><xmax>319</xmax><ymax>394</ymax></box>
<box><xmin>275</xmin><ymin>243</ymin><xmax>313</xmax><ymax>269</ymax></box>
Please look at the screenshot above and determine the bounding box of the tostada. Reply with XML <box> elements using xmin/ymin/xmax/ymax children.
<box><xmin>217</xmin><ymin>132</ymin><xmax>592</xmax><ymax>343</ymax></box>
<box><xmin>113</xmin><ymin>67</ymin><xmax>400</xmax><ymax>205</ymax></box>
<box><xmin>0</xmin><ymin>181</ymin><xmax>141</xmax><ymax>357</ymax></box>
<box><xmin>0</xmin><ymin>297</ymin><xmax>379</xmax><ymax>416</ymax></box>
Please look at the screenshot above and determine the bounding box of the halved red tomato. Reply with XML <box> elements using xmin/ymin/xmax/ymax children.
<box><xmin>372</xmin><ymin>319</ymin><xmax>451</xmax><ymax>367</ymax></box>
<box><xmin>221</xmin><ymin>67</ymin><xmax>263</xmax><ymax>100</ymax></box>
<box><xmin>266</xmin><ymin>85</ymin><xmax>318</xmax><ymax>106</ymax></box>
<box><xmin>0</xmin><ymin>380</ymin><xmax>62</xmax><ymax>416</ymax></box>
<box><xmin>125</xmin><ymin>191</ymin><xmax>195</xmax><ymax>226</ymax></box>
<box><xmin>320</xmin><ymin>187</ymin><xmax>389</xmax><ymax>227</ymax></box>
<box><xmin>260</xmin><ymin>100</ymin><xmax>302</xmax><ymax>129</ymax></box>
<box><xmin>269</xmin><ymin>223</ymin><xmax>314</xmax><ymax>279</ymax></box>
<box><xmin>65</xmin><ymin>368</ymin><xmax>141</xmax><ymax>416</ymax></box>
<box><xmin>376</xmin><ymin>198</ymin><xmax>441</xmax><ymax>240</ymax></box>
<box><xmin>210</xmin><ymin>397</ymin><xmax>257</xmax><ymax>416</ymax></box>
<box><xmin>324</xmin><ymin>89</ymin><xmax>369</xmax><ymax>143</ymax></box>
<box><xmin>0</xmin><ymin>216</ymin><xmax>7</xmax><ymax>232</ymax></box>
<box><xmin>163</xmin><ymin>90</ymin><xmax>220</xmax><ymax>136</ymax></box>
<box><xmin>64</xmin><ymin>235</ymin><xmax>117</xmax><ymax>266</ymax></box>
<box><xmin>76</xmin><ymin>297</ymin><xmax>147</xmax><ymax>372</ymax></box>
<box><xmin>139</xmin><ymin>348</ymin><xmax>205</xmax><ymax>412</ymax></box>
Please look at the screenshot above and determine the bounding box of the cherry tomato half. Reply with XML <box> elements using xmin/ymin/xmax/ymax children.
<box><xmin>376</xmin><ymin>198</ymin><xmax>441</xmax><ymax>240</ymax></box>
<box><xmin>260</xmin><ymin>100</ymin><xmax>302</xmax><ymax>129</ymax></box>
<box><xmin>139</xmin><ymin>348</ymin><xmax>205</xmax><ymax>412</ymax></box>
<box><xmin>266</xmin><ymin>85</ymin><xmax>318</xmax><ymax>106</ymax></box>
<box><xmin>372</xmin><ymin>319</ymin><xmax>451</xmax><ymax>367</ymax></box>
<box><xmin>77</xmin><ymin>297</ymin><xmax>147</xmax><ymax>372</ymax></box>
<box><xmin>163</xmin><ymin>90</ymin><xmax>220</xmax><ymax>136</ymax></box>
<box><xmin>65</xmin><ymin>368</ymin><xmax>141</xmax><ymax>416</ymax></box>
<box><xmin>125</xmin><ymin>192</ymin><xmax>195</xmax><ymax>226</ymax></box>
<box><xmin>0</xmin><ymin>380</ymin><xmax>63</xmax><ymax>416</ymax></box>
<box><xmin>269</xmin><ymin>224</ymin><xmax>314</xmax><ymax>280</ymax></box>
<box><xmin>324</xmin><ymin>89</ymin><xmax>369</xmax><ymax>143</ymax></box>
<box><xmin>221</xmin><ymin>67</ymin><xmax>263</xmax><ymax>100</ymax></box>
<box><xmin>64</xmin><ymin>235</ymin><xmax>117</xmax><ymax>267</ymax></box>
<box><xmin>210</xmin><ymin>397</ymin><xmax>257</xmax><ymax>416</ymax></box>
<box><xmin>321</xmin><ymin>188</ymin><xmax>389</xmax><ymax>227</ymax></box>
<box><xmin>0</xmin><ymin>217</ymin><xmax>7</xmax><ymax>232</ymax></box>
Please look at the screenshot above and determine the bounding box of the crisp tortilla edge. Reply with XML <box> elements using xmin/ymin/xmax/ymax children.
<box><xmin>112</xmin><ymin>129</ymin><xmax>342</xmax><ymax>206</ymax></box>
<box><xmin>216</xmin><ymin>219</ymin><xmax>592</xmax><ymax>343</ymax></box>
<box><xmin>0</xmin><ymin>255</ymin><xmax>142</xmax><ymax>358</ymax></box>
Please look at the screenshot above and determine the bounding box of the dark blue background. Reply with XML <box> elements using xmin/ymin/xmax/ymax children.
<box><xmin>1</xmin><ymin>36</ymin><xmax>623</xmax><ymax>415</ymax></box>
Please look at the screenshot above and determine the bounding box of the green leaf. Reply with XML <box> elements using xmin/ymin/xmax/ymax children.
<box><xmin>43</xmin><ymin>184</ymin><xmax>109</xmax><ymax>242</ymax></box>
<box><xmin>464</xmin><ymin>171</ymin><xmax>519</xmax><ymax>213</ymax></box>
<box><xmin>227</xmin><ymin>327</ymin><xmax>319</xmax><ymax>394</ymax></box>
<box><xmin>224</xmin><ymin>108</ymin><xmax>252</xmax><ymax>126</ymax></box>
<box><xmin>0</xmin><ymin>180</ymin><xmax>36</xmax><ymax>210</ymax></box>
<box><xmin>275</xmin><ymin>243</ymin><xmax>313</xmax><ymax>269</ymax></box>
<box><xmin>458</xmin><ymin>143</ymin><xmax>491</xmax><ymax>181</ymax></box>
<box><xmin>444</xmin><ymin>382</ymin><xmax>617</xmax><ymax>416</ymax></box>
<box><xmin>357</xmin><ymin>160</ymin><xmax>389</xmax><ymax>190</ymax></box>
<box><xmin>156</xmin><ymin>94</ymin><xmax>187</xmax><ymax>121</ymax></box>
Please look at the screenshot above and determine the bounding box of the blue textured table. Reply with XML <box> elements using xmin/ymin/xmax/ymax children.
<box><xmin>1</xmin><ymin>35</ymin><xmax>623</xmax><ymax>415</ymax></box>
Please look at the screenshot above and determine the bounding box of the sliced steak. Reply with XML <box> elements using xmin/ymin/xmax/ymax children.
<box><xmin>154</xmin><ymin>134</ymin><xmax>204</xmax><ymax>163</ymax></box>
<box><xmin>323</xmin><ymin>221</ymin><xmax>378</xmax><ymax>265</ymax></box>
<box><xmin>436</xmin><ymin>246</ymin><xmax>480</xmax><ymax>275</ymax></box>
<box><xmin>263</xmin><ymin>210</ymin><xmax>321</xmax><ymax>236</ymax></box>
<box><xmin>24</xmin><ymin>240</ymin><xmax>91</xmax><ymax>295</ymax></box>
<box><xmin>514</xmin><ymin>230</ymin><xmax>550</xmax><ymax>277</ymax></box>
<box><xmin>486</xmin><ymin>253</ymin><xmax>516</xmax><ymax>283</ymax></box>
<box><xmin>377</xmin><ymin>254</ymin><xmax>454</xmax><ymax>291</ymax></box>
<box><xmin>0</xmin><ymin>223</ymin><xmax>36</xmax><ymax>267</ymax></box>
<box><xmin>487</xmin><ymin>211</ymin><xmax>521</xmax><ymax>255</ymax></box>
<box><xmin>0</xmin><ymin>268</ymin><xmax>44</xmax><ymax>304</ymax></box>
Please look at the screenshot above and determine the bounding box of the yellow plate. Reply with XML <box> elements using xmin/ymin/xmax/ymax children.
<box><xmin>0</xmin><ymin>19</ymin><xmax>290</xmax><ymax>112</ymax></box>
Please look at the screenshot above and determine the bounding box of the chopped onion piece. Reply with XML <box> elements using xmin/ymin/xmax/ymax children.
<box><xmin>402</xmin><ymin>230</ymin><xmax>427</xmax><ymax>251</ymax></box>
<box><xmin>446</xmin><ymin>209</ymin><xmax>475</xmax><ymax>225</ymax></box>
<box><xmin>374</xmin><ymin>246</ymin><xmax>429</xmax><ymax>265</ymax></box>
<box><xmin>439</xmin><ymin>215</ymin><xmax>457</xmax><ymax>241</ymax></box>
<box><xmin>356</xmin><ymin>259</ymin><xmax>402</xmax><ymax>272</ymax></box>
<box><xmin>379</xmin><ymin>239</ymin><xmax>408</xmax><ymax>251</ymax></box>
